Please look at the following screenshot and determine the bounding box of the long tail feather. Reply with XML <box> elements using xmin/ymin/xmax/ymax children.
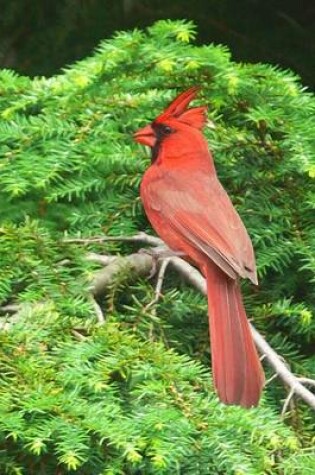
<box><xmin>205</xmin><ymin>262</ymin><xmax>265</xmax><ymax>407</ymax></box>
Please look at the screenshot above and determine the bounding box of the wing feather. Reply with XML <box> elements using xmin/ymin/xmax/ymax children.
<box><xmin>146</xmin><ymin>170</ymin><xmax>257</xmax><ymax>283</ymax></box>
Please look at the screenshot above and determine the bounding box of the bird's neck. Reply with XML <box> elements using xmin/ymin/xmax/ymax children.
<box><xmin>157</xmin><ymin>139</ymin><xmax>216</xmax><ymax>174</ymax></box>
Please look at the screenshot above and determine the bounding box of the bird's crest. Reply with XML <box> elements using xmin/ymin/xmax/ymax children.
<box><xmin>155</xmin><ymin>86</ymin><xmax>207</xmax><ymax>130</ymax></box>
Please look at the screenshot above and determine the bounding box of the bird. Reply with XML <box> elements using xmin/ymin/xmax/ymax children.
<box><xmin>134</xmin><ymin>87</ymin><xmax>265</xmax><ymax>407</ymax></box>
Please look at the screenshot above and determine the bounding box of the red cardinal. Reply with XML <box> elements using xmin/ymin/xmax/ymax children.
<box><xmin>134</xmin><ymin>87</ymin><xmax>264</xmax><ymax>407</ymax></box>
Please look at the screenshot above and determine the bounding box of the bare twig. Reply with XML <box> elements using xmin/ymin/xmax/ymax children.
<box><xmin>265</xmin><ymin>373</ymin><xmax>279</xmax><ymax>386</ymax></box>
<box><xmin>71</xmin><ymin>329</ymin><xmax>87</xmax><ymax>341</ymax></box>
<box><xmin>297</xmin><ymin>377</ymin><xmax>315</xmax><ymax>388</ymax></box>
<box><xmin>67</xmin><ymin>232</ymin><xmax>315</xmax><ymax>411</ymax></box>
<box><xmin>89</xmin><ymin>296</ymin><xmax>105</xmax><ymax>324</ymax></box>
<box><xmin>144</xmin><ymin>258</ymin><xmax>171</xmax><ymax>311</ymax></box>
<box><xmin>281</xmin><ymin>388</ymin><xmax>295</xmax><ymax>417</ymax></box>
<box><xmin>155</xmin><ymin>258</ymin><xmax>171</xmax><ymax>299</ymax></box>
<box><xmin>64</xmin><ymin>232</ymin><xmax>161</xmax><ymax>246</ymax></box>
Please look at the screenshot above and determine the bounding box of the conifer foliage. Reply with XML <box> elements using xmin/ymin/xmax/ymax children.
<box><xmin>0</xmin><ymin>20</ymin><xmax>314</xmax><ymax>474</ymax></box>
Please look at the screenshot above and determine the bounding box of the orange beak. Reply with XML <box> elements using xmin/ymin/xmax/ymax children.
<box><xmin>133</xmin><ymin>124</ymin><xmax>156</xmax><ymax>147</ymax></box>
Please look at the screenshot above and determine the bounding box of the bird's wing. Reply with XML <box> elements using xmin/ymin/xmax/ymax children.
<box><xmin>146</xmin><ymin>170</ymin><xmax>257</xmax><ymax>283</ymax></box>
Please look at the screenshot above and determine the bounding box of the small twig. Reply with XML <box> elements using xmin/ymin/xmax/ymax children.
<box><xmin>281</xmin><ymin>387</ymin><xmax>295</xmax><ymax>417</ymax></box>
<box><xmin>144</xmin><ymin>258</ymin><xmax>171</xmax><ymax>311</ymax></box>
<box><xmin>64</xmin><ymin>232</ymin><xmax>161</xmax><ymax>246</ymax></box>
<box><xmin>265</xmin><ymin>373</ymin><xmax>279</xmax><ymax>386</ymax></box>
<box><xmin>155</xmin><ymin>258</ymin><xmax>171</xmax><ymax>299</ymax></box>
<box><xmin>65</xmin><ymin>236</ymin><xmax>119</xmax><ymax>244</ymax></box>
<box><xmin>90</xmin><ymin>296</ymin><xmax>105</xmax><ymax>324</ymax></box>
<box><xmin>297</xmin><ymin>377</ymin><xmax>315</xmax><ymax>388</ymax></box>
<box><xmin>57</xmin><ymin>259</ymin><xmax>71</xmax><ymax>266</ymax></box>
<box><xmin>71</xmin><ymin>329</ymin><xmax>87</xmax><ymax>341</ymax></box>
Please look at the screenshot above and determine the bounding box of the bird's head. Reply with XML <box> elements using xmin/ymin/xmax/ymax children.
<box><xmin>134</xmin><ymin>87</ymin><xmax>208</xmax><ymax>164</ymax></box>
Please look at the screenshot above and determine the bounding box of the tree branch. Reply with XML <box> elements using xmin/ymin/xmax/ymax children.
<box><xmin>64</xmin><ymin>232</ymin><xmax>160</xmax><ymax>246</ymax></box>
<box><xmin>90</xmin><ymin>252</ymin><xmax>153</xmax><ymax>297</ymax></box>
<box><xmin>252</xmin><ymin>327</ymin><xmax>315</xmax><ymax>412</ymax></box>
<box><xmin>74</xmin><ymin>232</ymin><xmax>315</xmax><ymax>411</ymax></box>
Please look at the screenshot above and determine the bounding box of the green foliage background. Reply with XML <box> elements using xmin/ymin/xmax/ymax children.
<box><xmin>0</xmin><ymin>20</ymin><xmax>314</xmax><ymax>474</ymax></box>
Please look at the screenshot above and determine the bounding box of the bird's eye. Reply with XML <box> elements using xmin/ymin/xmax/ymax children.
<box><xmin>161</xmin><ymin>125</ymin><xmax>173</xmax><ymax>135</ymax></box>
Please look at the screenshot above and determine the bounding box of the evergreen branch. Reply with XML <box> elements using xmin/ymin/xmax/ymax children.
<box><xmin>78</xmin><ymin>232</ymin><xmax>315</xmax><ymax>411</ymax></box>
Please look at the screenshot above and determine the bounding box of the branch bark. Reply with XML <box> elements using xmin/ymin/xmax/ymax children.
<box><xmin>90</xmin><ymin>252</ymin><xmax>153</xmax><ymax>297</ymax></box>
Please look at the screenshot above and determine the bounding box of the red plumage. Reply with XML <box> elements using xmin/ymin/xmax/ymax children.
<box><xmin>134</xmin><ymin>87</ymin><xmax>265</xmax><ymax>407</ymax></box>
